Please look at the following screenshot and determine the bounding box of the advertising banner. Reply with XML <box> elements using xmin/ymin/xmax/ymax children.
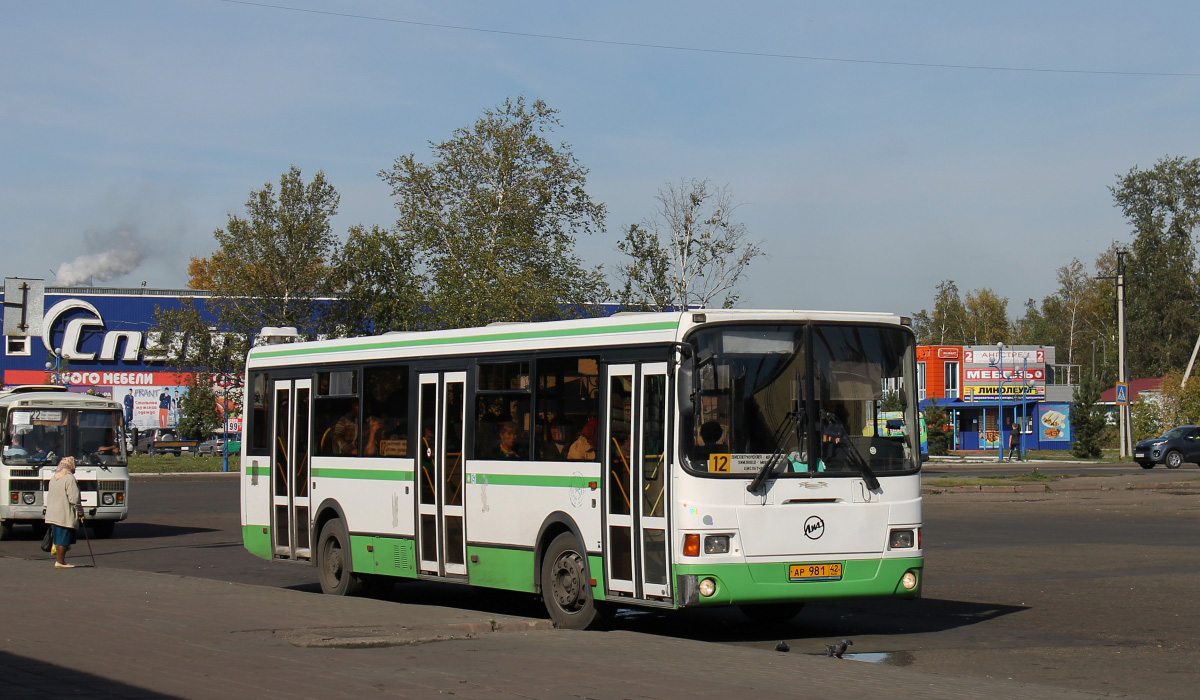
<box><xmin>1038</xmin><ymin>405</ymin><xmax>1071</xmax><ymax>442</ymax></box>
<box><xmin>962</xmin><ymin>345</ymin><xmax>1052</xmax><ymax>403</ymax></box>
<box><xmin>113</xmin><ymin>386</ymin><xmax>183</xmax><ymax>430</ymax></box>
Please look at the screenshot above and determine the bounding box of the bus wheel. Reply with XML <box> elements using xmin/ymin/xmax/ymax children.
<box><xmin>90</xmin><ymin>521</ymin><xmax>115</xmax><ymax>539</ymax></box>
<box><xmin>541</xmin><ymin>533</ymin><xmax>606</xmax><ymax>630</ymax></box>
<box><xmin>739</xmin><ymin>603</ymin><xmax>806</xmax><ymax>624</ymax></box>
<box><xmin>317</xmin><ymin>518</ymin><xmax>363</xmax><ymax>596</ymax></box>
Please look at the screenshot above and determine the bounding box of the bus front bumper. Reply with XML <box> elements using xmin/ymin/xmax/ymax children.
<box><xmin>675</xmin><ymin>556</ymin><xmax>923</xmax><ymax>607</ymax></box>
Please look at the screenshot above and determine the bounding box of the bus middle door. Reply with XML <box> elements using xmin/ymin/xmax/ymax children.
<box><xmin>416</xmin><ymin>372</ymin><xmax>467</xmax><ymax>578</ymax></box>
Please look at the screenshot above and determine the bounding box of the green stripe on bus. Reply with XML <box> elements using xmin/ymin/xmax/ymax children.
<box><xmin>466</xmin><ymin>545</ymin><xmax>536</xmax><ymax>593</ymax></box>
<box><xmin>253</xmin><ymin>320</ymin><xmax>679</xmax><ymax>359</ymax></box>
<box><xmin>244</xmin><ymin>465</ymin><xmax>269</xmax><ymax>477</ymax></box>
<box><xmin>471</xmin><ymin>473</ymin><xmax>597</xmax><ymax>488</ymax></box>
<box><xmin>311</xmin><ymin>468</ymin><xmax>414</xmax><ymax>481</ymax></box>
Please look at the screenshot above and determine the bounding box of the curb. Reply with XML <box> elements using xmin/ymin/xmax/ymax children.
<box><xmin>274</xmin><ymin>618</ymin><xmax>556</xmax><ymax>648</ymax></box>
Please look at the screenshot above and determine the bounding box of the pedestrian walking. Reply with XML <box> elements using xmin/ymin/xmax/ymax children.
<box><xmin>45</xmin><ymin>456</ymin><xmax>83</xmax><ymax>568</ymax></box>
<box><xmin>1008</xmin><ymin>425</ymin><xmax>1021</xmax><ymax>462</ymax></box>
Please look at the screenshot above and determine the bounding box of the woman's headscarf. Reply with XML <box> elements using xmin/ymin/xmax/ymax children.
<box><xmin>55</xmin><ymin>456</ymin><xmax>76</xmax><ymax>476</ymax></box>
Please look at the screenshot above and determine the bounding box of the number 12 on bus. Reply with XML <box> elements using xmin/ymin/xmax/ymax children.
<box><xmin>239</xmin><ymin>310</ymin><xmax>923</xmax><ymax>628</ymax></box>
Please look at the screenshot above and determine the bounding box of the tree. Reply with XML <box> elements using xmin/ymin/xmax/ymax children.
<box><xmin>333</xmin><ymin>225</ymin><xmax>425</xmax><ymax>335</ymax></box>
<box><xmin>155</xmin><ymin>166</ymin><xmax>342</xmax><ymax>375</ymax></box>
<box><xmin>914</xmin><ymin>280</ymin><xmax>968</xmax><ymax>345</ymax></box>
<box><xmin>1111</xmin><ymin>156</ymin><xmax>1200</xmax><ymax>377</ymax></box>
<box><xmin>615</xmin><ymin>179</ymin><xmax>762</xmax><ymax>310</ymax></box>
<box><xmin>923</xmin><ymin>400</ymin><xmax>953</xmax><ymax>456</ymax></box>
<box><xmin>380</xmin><ymin>96</ymin><xmax>607</xmax><ymax>329</ymax></box>
<box><xmin>962</xmin><ymin>287</ymin><xmax>1009</xmax><ymax>345</ymax></box>
<box><xmin>175</xmin><ymin>379</ymin><xmax>221</xmax><ymax>441</ymax></box>
<box><xmin>1070</xmin><ymin>374</ymin><xmax>1106</xmax><ymax>458</ymax></box>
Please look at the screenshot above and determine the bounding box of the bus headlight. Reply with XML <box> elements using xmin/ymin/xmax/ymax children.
<box><xmin>699</xmin><ymin>577</ymin><xmax>717</xmax><ymax>597</ymax></box>
<box><xmin>703</xmin><ymin>535</ymin><xmax>730</xmax><ymax>554</ymax></box>
<box><xmin>901</xmin><ymin>571</ymin><xmax>918</xmax><ymax>590</ymax></box>
<box><xmin>102</xmin><ymin>493</ymin><xmax>115</xmax><ymax>506</ymax></box>
<box><xmin>22</xmin><ymin>492</ymin><xmax>36</xmax><ymax>505</ymax></box>
<box><xmin>889</xmin><ymin>529</ymin><xmax>915</xmax><ymax>549</ymax></box>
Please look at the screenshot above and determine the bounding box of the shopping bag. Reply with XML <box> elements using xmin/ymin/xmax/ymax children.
<box><xmin>40</xmin><ymin>526</ymin><xmax>53</xmax><ymax>552</ymax></box>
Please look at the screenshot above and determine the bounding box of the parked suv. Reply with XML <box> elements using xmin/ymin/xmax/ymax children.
<box><xmin>1134</xmin><ymin>425</ymin><xmax>1200</xmax><ymax>469</ymax></box>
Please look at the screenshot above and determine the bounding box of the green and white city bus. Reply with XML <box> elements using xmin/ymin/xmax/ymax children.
<box><xmin>240</xmin><ymin>310</ymin><xmax>923</xmax><ymax>628</ymax></box>
<box><xmin>1</xmin><ymin>385</ymin><xmax>130</xmax><ymax>540</ymax></box>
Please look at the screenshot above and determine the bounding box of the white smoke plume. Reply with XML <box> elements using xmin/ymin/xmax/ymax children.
<box><xmin>54</xmin><ymin>230</ymin><xmax>146</xmax><ymax>286</ymax></box>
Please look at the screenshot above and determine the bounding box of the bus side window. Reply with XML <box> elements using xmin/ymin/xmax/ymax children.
<box><xmin>362</xmin><ymin>366</ymin><xmax>409</xmax><ymax>457</ymax></box>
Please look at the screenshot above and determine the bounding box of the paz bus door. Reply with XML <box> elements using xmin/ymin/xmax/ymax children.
<box><xmin>416</xmin><ymin>372</ymin><xmax>467</xmax><ymax>577</ymax></box>
<box><xmin>604</xmin><ymin>363</ymin><xmax>671</xmax><ymax>601</ymax></box>
<box><xmin>271</xmin><ymin>378</ymin><xmax>312</xmax><ymax>560</ymax></box>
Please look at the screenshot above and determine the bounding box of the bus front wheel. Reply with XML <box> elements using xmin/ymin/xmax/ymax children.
<box><xmin>317</xmin><ymin>518</ymin><xmax>364</xmax><ymax>596</ymax></box>
<box><xmin>541</xmin><ymin>533</ymin><xmax>607</xmax><ymax>630</ymax></box>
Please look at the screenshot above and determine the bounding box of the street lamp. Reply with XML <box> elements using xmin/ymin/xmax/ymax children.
<box><xmin>995</xmin><ymin>341</ymin><xmax>1005</xmax><ymax>462</ymax></box>
<box><xmin>44</xmin><ymin>348</ymin><xmax>68</xmax><ymax>387</ymax></box>
<box><xmin>1021</xmin><ymin>374</ymin><xmax>1034</xmax><ymax>461</ymax></box>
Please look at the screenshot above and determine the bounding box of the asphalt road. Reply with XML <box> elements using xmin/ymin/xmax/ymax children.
<box><xmin>3</xmin><ymin>470</ymin><xmax>1198</xmax><ymax>698</ymax></box>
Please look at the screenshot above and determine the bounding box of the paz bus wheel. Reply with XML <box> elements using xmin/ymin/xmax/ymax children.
<box><xmin>740</xmin><ymin>603</ymin><xmax>806</xmax><ymax>624</ymax></box>
<box><xmin>1165</xmin><ymin>450</ymin><xmax>1183</xmax><ymax>469</ymax></box>
<box><xmin>317</xmin><ymin>518</ymin><xmax>364</xmax><ymax>596</ymax></box>
<box><xmin>541</xmin><ymin>532</ymin><xmax>607</xmax><ymax>630</ymax></box>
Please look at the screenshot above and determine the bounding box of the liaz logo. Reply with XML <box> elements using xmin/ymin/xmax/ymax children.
<box><xmin>804</xmin><ymin>516</ymin><xmax>825</xmax><ymax>540</ymax></box>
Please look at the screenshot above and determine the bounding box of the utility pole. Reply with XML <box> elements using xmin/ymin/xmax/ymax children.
<box><xmin>1117</xmin><ymin>250</ymin><xmax>1131</xmax><ymax>458</ymax></box>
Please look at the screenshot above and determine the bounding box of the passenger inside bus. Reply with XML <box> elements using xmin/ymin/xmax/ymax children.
<box><xmin>491</xmin><ymin>421</ymin><xmax>526</xmax><ymax>459</ymax></box>
<box><xmin>567</xmin><ymin>417</ymin><xmax>598</xmax><ymax>461</ymax></box>
<box><xmin>537</xmin><ymin>420</ymin><xmax>571</xmax><ymax>461</ymax></box>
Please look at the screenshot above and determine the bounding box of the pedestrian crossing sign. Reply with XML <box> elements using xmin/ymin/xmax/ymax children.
<box><xmin>1116</xmin><ymin>382</ymin><xmax>1129</xmax><ymax>406</ymax></box>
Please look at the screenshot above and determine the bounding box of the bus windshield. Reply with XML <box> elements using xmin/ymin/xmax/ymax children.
<box><xmin>3</xmin><ymin>408</ymin><xmax>127</xmax><ymax>467</ymax></box>
<box><xmin>683</xmin><ymin>323</ymin><xmax>918</xmax><ymax>477</ymax></box>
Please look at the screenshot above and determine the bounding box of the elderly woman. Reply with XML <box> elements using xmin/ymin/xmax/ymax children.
<box><xmin>45</xmin><ymin>456</ymin><xmax>83</xmax><ymax>568</ymax></box>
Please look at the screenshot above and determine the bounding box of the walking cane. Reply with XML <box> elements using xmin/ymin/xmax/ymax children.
<box><xmin>78</xmin><ymin>514</ymin><xmax>97</xmax><ymax>568</ymax></box>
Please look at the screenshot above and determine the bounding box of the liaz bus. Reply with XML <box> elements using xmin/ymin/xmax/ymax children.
<box><xmin>1</xmin><ymin>385</ymin><xmax>130</xmax><ymax>540</ymax></box>
<box><xmin>240</xmin><ymin>310</ymin><xmax>923</xmax><ymax>628</ymax></box>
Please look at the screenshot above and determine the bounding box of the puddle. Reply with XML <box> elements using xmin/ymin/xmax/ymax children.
<box><xmin>809</xmin><ymin>651</ymin><xmax>914</xmax><ymax>666</ymax></box>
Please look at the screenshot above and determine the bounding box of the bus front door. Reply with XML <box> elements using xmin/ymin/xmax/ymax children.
<box><xmin>416</xmin><ymin>372</ymin><xmax>467</xmax><ymax>578</ymax></box>
<box><xmin>604</xmin><ymin>363</ymin><xmax>672</xmax><ymax>602</ymax></box>
<box><xmin>271</xmin><ymin>378</ymin><xmax>312</xmax><ymax>561</ymax></box>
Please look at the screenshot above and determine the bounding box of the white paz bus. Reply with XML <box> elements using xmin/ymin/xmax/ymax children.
<box><xmin>1</xmin><ymin>385</ymin><xmax>130</xmax><ymax>539</ymax></box>
<box><xmin>240</xmin><ymin>310</ymin><xmax>923</xmax><ymax>628</ymax></box>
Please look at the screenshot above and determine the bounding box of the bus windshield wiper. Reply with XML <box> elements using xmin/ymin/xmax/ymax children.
<box><xmin>827</xmin><ymin>423</ymin><xmax>880</xmax><ymax>491</ymax></box>
<box><xmin>747</xmin><ymin>409</ymin><xmax>804</xmax><ymax>495</ymax></box>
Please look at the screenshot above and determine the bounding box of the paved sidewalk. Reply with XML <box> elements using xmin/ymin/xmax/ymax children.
<box><xmin>0</xmin><ymin>557</ymin><xmax>1118</xmax><ymax>699</ymax></box>
<box><xmin>923</xmin><ymin>465</ymin><xmax>1200</xmax><ymax>494</ymax></box>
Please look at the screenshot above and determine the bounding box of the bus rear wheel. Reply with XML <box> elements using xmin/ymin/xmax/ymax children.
<box><xmin>740</xmin><ymin>602</ymin><xmax>806</xmax><ymax>624</ymax></box>
<box><xmin>541</xmin><ymin>533</ymin><xmax>607</xmax><ymax>630</ymax></box>
<box><xmin>317</xmin><ymin>518</ymin><xmax>364</xmax><ymax>596</ymax></box>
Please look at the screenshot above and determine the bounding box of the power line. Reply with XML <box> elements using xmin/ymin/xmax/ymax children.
<box><xmin>209</xmin><ymin>0</ymin><xmax>1200</xmax><ymax>78</ymax></box>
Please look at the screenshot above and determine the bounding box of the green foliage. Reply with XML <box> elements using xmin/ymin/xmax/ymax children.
<box><xmin>334</xmin><ymin>224</ymin><xmax>425</xmax><ymax>334</ymax></box>
<box><xmin>880</xmin><ymin>390</ymin><xmax>904</xmax><ymax>412</ymax></box>
<box><xmin>1111</xmin><ymin>156</ymin><xmax>1200</xmax><ymax>377</ymax></box>
<box><xmin>615</xmin><ymin>179</ymin><xmax>762</xmax><ymax>310</ymax></box>
<box><xmin>153</xmin><ymin>166</ymin><xmax>342</xmax><ymax>376</ymax></box>
<box><xmin>1131</xmin><ymin>394</ymin><xmax>1163</xmax><ymax>442</ymax></box>
<box><xmin>913</xmin><ymin>280</ymin><xmax>1008</xmax><ymax>345</ymax></box>
<box><xmin>175</xmin><ymin>380</ymin><xmax>221</xmax><ymax>441</ymax></box>
<box><xmin>923</xmin><ymin>400</ymin><xmax>953</xmax><ymax>456</ymax></box>
<box><xmin>380</xmin><ymin>96</ymin><xmax>608</xmax><ymax>329</ymax></box>
<box><xmin>1135</xmin><ymin>369</ymin><xmax>1200</xmax><ymax>438</ymax></box>
<box><xmin>1071</xmin><ymin>374</ymin><xmax>1105</xmax><ymax>458</ymax></box>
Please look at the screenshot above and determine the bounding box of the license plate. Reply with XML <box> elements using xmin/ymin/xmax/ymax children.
<box><xmin>789</xmin><ymin>562</ymin><xmax>843</xmax><ymax>581</ymax></box>
<box><xmin>1134</xmin><ymin>452</ymin><xmax>1145</xmax><ymax>458</ymax></box>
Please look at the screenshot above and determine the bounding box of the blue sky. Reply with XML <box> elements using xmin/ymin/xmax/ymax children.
<box><xmin>4</xmin><ymin>1</ymin><xmax>1199</xmax><ymax>318</ymax></box>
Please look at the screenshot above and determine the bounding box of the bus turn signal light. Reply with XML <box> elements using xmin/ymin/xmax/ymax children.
<box><xmin>683</xmin><ymin>534</ymin><xmax>700</xmax><ymax>557</ymax></box>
